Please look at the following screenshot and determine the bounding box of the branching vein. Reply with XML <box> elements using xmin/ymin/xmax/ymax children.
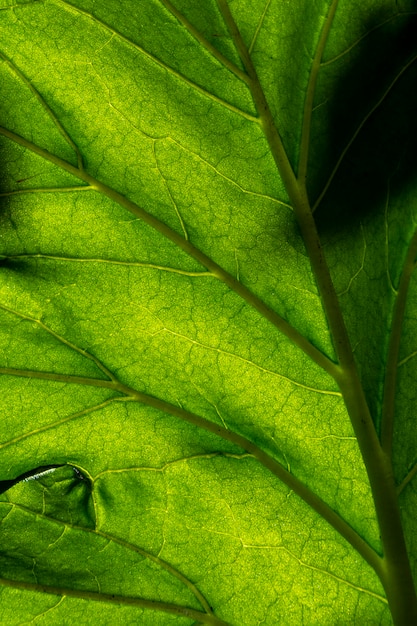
<box><xmin>0</xmin><ymin>126</ymin><xmax>337</xmax><ymax>377</ymax></box>
<box><xmin>155</xmin><ymin>326</ymin><xmax>341</xmax><ymax>396</ymax></box>
<box><xmin>157</xmin><ymin>0</ymin><xmax>249</xmax><ymax>84</ymax></box>
<box><xmin>0</xmin><ymin>185</ymin><xmax>92</xmax><ymax>197</ymax></box>
<box><xmin>397</xmin><ymin>461</ymin><xmax>417</xmax><ymax>495</ymax></box>
<box><xmin>0</xmin><ymin>576</ymin><xmax>228</xmax><ymax>626</ymax></box>
<box><xmin>0</xmin><ymin>399</ymin><xmax>119</xmax><ymax>451</ymax></box>
<box><xmin>122</xmin><ymin>387</ymin><xmax>383</xmax><ymax>577</ymax></box>
<box><xmin>0</xmin><ymin>303</ymin><xmax>115</xmax><ymax>381</ymax></box>
<box><xmin>0</xmin><ymin>51</ymin><xmax>83</xmax><ymax>169</ymax></box>
<box><xmin>321</xmin><ymin>13</ymin><xmax>416</xmax><ymax>67</ymax></box>
<box><xmin>248</xmin><ymin>0</ymin><xmax>271</xmax><ymax>55</ymax></box>
<box><xmin>381</xmin><ymin>228</ymin><xmax>417</xmax><ymax>456</ymax></box>
<box><xmin>3</xmin><ymin>254</ymin><xmax>214</xmax><ymax>277</ymax></box>
<box><xmin>53</xmin><ymin>0</ymin><xmax>258</xmax><ymax>123</ymax></box>
<box><xmin>298</xmin><ymin>0</ymin><xmax>339</xmax><ymax>182</ymax></box>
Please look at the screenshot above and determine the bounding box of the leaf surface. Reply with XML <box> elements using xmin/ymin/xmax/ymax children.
<box><xmin>0</xmin><ymin>0</ymin><xmax>416</xmax><ymax>624</ymax></box>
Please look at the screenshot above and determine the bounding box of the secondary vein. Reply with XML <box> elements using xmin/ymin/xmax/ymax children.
<box><xmin>122</xmin><ymin>386</ymin><xmax>383</xmax><ymax>577</ymax></box>
<box><xmin>53</xmin><ymin>0</ymin><xmax>257</xmax><ymax>123</ymax></box>
<box><xmin>0</xmin><ymin>51</ymin><xmax>83</xmax><ymax>169</ymax></box>
<box><xmin>0</xmin><ymin>125</ymin><xmax>338</xmax><ymax>378</ymax></box>
<box><xmin>298</xmin><ymin>0</ymin><xmax>339</xmax><ymax>183</ymax></box>
<box><xmin>381</xmin><ymin>228</ymin><xmax>417</xmax><ymax>455</ymax></box>
<box><xmin>157</xmin><ymin>0</ymin><xmax>249</xmax><ymax>84</ymax></box>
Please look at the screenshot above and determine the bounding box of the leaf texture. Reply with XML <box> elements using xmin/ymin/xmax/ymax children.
<box><xmin>0</xmin><ymin>0</ymin><xmax>416</xmax><ymax>624</ymax></box>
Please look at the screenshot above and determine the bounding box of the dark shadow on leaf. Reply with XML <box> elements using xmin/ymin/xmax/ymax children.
<box><xmin>312</xmin><ymin>9</ymin><xmax>417</xmax><ymax>235</ymax></box>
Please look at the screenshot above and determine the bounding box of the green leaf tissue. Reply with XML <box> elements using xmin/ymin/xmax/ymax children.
<box><xmin>0</xmin><ymin>1</ymin><xmax>416</xmax><ymax>624</ymax></box>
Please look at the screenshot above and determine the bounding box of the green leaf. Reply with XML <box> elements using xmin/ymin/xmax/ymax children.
<box><xmin>0</xmin><ymin>0</ymin><xmax>416</xmax><ymax>623</ymax></box>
